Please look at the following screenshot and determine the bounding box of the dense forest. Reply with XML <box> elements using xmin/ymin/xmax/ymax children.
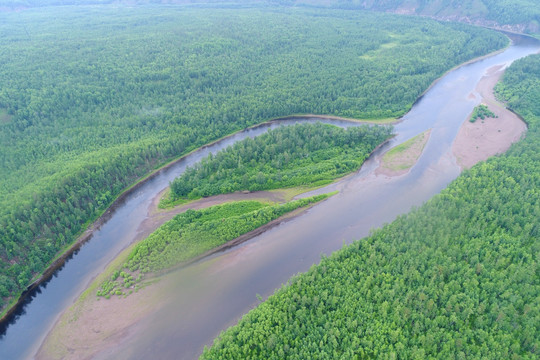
<box><xmin>170</xmin><ymin>123</ymin><xmax>392</xmax><ymax>200</ymax></box>
<box><xmin>97</xmin><ymin>194</ymin><xmax>331</xmax><ymax>298</ymax></box>
<box><xmin>201</xmin><ymin>54</ymin><xmax>540</xmax><ymax>358</ymax></box>
<box><xmin>0</xmin><ymin>6</ymin><xmax>507</xmax><ymax>312</ymax></box>
<box><xmin>0</xmin><ymin>0</ymin><xmax>249</xmax><ymax>6</ymax></box>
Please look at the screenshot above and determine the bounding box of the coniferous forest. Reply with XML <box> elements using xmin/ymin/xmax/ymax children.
<box><xmin>170</xmin><ymin>123</ymin><xmax>393</xmax><ymax>200</ymax></box>
<box><xmin>0</xmin><ymin>6</ymin><xmax>508</xmax><ymax>312</ymax></box>
<box><xmin>201</xmin><ymin>54</ymin><xmax>540</xmax><ymax>359</ymax></box>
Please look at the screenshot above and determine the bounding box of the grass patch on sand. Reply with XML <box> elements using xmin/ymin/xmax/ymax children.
<box><xmin>470</xmin><ymin>104</ymin><xmax>498</xmax><ymax>123</ymax></box>
<box><xmin>381</xmin><ymin>130</ymin><xmax>431</xmax><ymax>172</ymax></box>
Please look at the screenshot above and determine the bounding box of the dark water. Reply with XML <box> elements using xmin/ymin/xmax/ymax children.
<box><xmin>0</xmin><ymin>35</ymin><xmax>538</xmax><ymax>360</ymax></box>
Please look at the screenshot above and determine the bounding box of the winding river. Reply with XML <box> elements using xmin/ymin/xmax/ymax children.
<box><xmin>0</xmin><ymin>34</ymin><xmax>539</xmax><ymax>360</ymax></box>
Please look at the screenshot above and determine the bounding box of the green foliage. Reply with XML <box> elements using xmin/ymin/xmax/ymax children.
<box><xmin>170</xmin><ymin>123</ymin><xmax>393</xmax><ymax>200</ymax></box>
<box><xmin>98</xmin><ymin>195</ymin><xmax>330</xmax><ymax>298</ymax></box>
<box><xmin>201</xmin><ymin>55</ymin><xmax>540</xmax><ymax>359</ymax></box>
<box><xmin>495</xmin><ymin>56</ymin><xmax>540</xmax><ymax>120</ymax></box>
<box><xmin>0</xmin><ymin>0</ymin><xmax>112</xmax><ymax>6</ymax></box>
<box><xmin>0</xmin><ymin>5</ymin><xmax>507</xmax><ymax>311</ymax></box>
<box><xmin>470</xmin><ymin>104</ymin><xmax>497</xmax><ymax>122</ymax></box>
<box><xmin>3</xmin><ymin>0</ymin><xmax>538</xmax><ymax>31</ymax></box>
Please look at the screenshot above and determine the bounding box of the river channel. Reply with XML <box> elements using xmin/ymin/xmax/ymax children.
<box><xmin>0</xmin><ymin>34</ymin><xmax>538</xmax><ymax>360</ymax></box>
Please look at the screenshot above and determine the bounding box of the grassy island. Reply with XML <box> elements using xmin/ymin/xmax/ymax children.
<box><xmin>98</xmin><ymin>195</ymin><xmax>333</xmax><ymax>299</ymax></box>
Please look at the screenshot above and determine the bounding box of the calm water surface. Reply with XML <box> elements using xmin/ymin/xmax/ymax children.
<box><xmin>0</xmin><ymin>34</ymin><xmax>538</xmax><ymax>360</ymax></box>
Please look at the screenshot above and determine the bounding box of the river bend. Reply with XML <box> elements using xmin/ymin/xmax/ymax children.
<box><xmin>0</xmin><ymin>34</ymin><xmax>538</xmax><ymax>360</ymax></box>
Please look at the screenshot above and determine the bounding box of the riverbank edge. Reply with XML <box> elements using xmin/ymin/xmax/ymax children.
<box><xmin>0</xmin><ymin>30</ymin><xmax>512</xmax><ymax>322</ymax></box>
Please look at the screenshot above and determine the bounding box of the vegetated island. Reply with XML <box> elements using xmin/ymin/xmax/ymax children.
<box><xmin>200</xmin><ymin>54</ymin><xmax>540</xmax><ymax>360</ymax></box>
<box><xmin>163</xmin><ymin>122</ymin><xmax>393</xmax><ymax>207</ymax></box>
<box><xmin>0</xmin><ymin>5</ymin><xmax>508</xmax><ymax>315</ymax></box>
<box><xmin>377</xmin><ymin>129</ymin><xmax>431</xmax><ymax>177</ymax></box>
<box><xmin>97</xmin><ymin>196</ymin><xmax>333</xmax><ymax>299</ymax></box>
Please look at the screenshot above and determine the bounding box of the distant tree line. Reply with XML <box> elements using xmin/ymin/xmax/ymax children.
<box><xmin>278</xmin><ymin>0</ymin><xmax>540</xmax><ymax>33</ymax></box>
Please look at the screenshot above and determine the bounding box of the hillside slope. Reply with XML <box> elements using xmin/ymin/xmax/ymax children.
<box><xmin>286</xmin><ymin>0</ymin><xmax>540</xmax><ymax>34</ymax></box>
<box><xmin>2</xmin><ymin>1</ymin><xmax>538</xmax><ymax>35</ymax></box>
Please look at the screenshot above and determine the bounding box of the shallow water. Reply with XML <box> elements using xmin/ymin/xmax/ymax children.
<box><xmin>0</xmin><ymin>34</ymin><xmax>538</xmax><ymax>360</ymax></box>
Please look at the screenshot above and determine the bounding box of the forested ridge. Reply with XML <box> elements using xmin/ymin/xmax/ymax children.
<box><xmin>201</xmin><ymin>55</ymin><xmax>540</xmax><ymax>359</ymax></box>
<box><xmin>276</xmin><ymin>0</ymin><xmax>540</xmax><ymax>35</ymax></box>
<box><xmin>2</xmin><ymin>0</ymin><xmax>539</xmax><ymax>35</ymax></box>
<box><xmin>170</xmin><ymin>123</ymin><xmax>392</xmax><ymax>200</ymax></box>
<box><xmin>0</xmin><ymin>6</ymin><xmax>508</xmax><ymax>312</ymax></box>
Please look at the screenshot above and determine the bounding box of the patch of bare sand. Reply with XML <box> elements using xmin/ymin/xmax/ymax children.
<box><xmin>452</xmin><ymin>65</ymin><xmax>527</xmax><ymax>169</ymax></box>
<box><xmin>36</xmin><ymin>280</ymin><xmax>168</xmax><ymax>360</ymax></box>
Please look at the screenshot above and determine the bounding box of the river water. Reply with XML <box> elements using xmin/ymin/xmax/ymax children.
<box><xmin>0</xmin><ymin>34</ymin><xmax>538</xmax><ymax>360</ymax></box>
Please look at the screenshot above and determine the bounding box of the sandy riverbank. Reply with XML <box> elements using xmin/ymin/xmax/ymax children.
<box><xmin>452</xmin><ymin>65</ymin><xmax>527</xmax><ymax>169</ymax></box>
<box><xmin>375</xmin><ymin>64</ymin><xmax>526</xmax><ymax>177</ymax></box>
<box><xmin>36</xmin><ymin>278</ymin><xmax>167</xmax><ymax>360</ymax></box>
